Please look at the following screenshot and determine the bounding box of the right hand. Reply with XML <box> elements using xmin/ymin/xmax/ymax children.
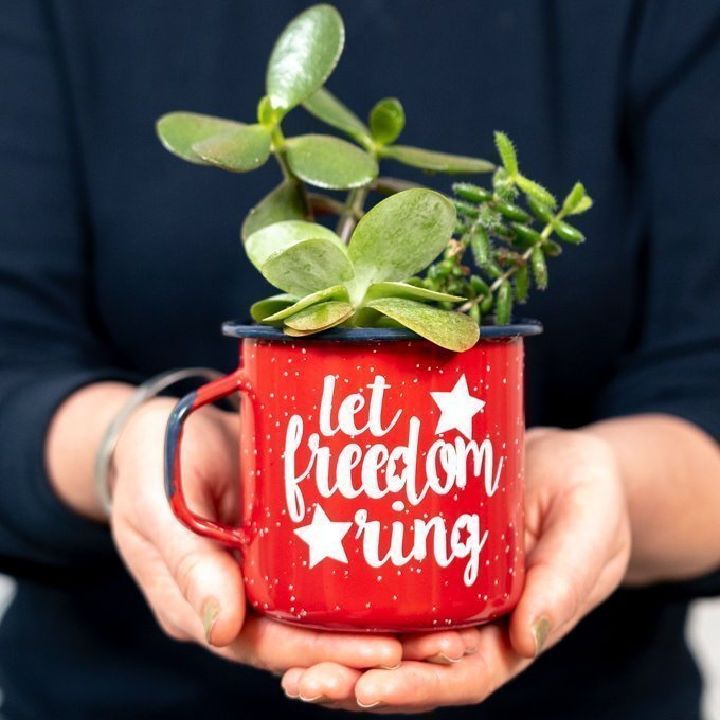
<box><xmin>109</xmin><ymin>397</ymin><xmax>474</xmax><ymax>679</ymax></box>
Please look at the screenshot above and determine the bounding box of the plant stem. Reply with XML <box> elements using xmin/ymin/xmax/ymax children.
<box><xmin>336</xmin><ymin>186</ymin><xmax>369</xmax><ymax>244</ymax></box>
<box><xmin>372</xmin><ymin>177</ymin><xmax>425</xmax><ymax>195</ymax></box>
<box><xmin>308</xmin><ymin>193</ymin><xmax>346</xmax><ymax>216</ymax></box>
<box><xmin>270</xmin><ymin>124</ymin><xmax>292</xmax><ymax>180</ymax></box>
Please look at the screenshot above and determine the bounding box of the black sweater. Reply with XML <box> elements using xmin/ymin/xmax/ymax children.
<box><xmin>1</xmin><ymin>2</ymin><xmax>719</xmax><ymax>718</ymax></box>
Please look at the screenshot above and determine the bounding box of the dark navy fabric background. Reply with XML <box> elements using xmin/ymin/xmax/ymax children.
<box><xmin>0</xmin><ymin>1</ymin><xmax>719</xmax><ymax>718</ymax></box>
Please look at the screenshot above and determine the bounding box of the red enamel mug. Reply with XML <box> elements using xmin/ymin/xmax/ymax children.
<box><xmin>165</xmin><ymin>322</ymin><xmax>541</xmax><ymax>632</ymax></box>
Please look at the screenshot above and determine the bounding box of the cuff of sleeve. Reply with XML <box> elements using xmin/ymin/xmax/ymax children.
<box><xmin>0</xmin><ymin>368</ymin><xmax>140</xmax><ymax>568</ymax></box>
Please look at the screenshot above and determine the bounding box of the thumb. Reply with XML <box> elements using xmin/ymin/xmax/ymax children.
<box><xmin>158</xmin><ymin>403</ymin><xmax>244</xmax><ymax>646</ymax></box>
<box><xmin>112</xmin><ymin>397</ymin><xmax>245</xmax><ymax>647</ymax></box>
<box><xmin>157</xmin><ymin>513</ymin><xmax>247</xmax><ymax>646</ymax></box>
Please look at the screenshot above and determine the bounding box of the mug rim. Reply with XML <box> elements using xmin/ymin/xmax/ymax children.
<box><xmin>222</xmin><ymin>319</ymin><xmax>543</xmax><ymax>341</ymax></box>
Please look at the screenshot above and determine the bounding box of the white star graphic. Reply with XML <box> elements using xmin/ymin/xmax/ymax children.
<box><xmin>293</xmin><ymin>505</ymin><xmax>353</xmax><ymax>569</ymax></box>
<box><xmin>430</xmin><ymin>374</ymin><xmax>486</xmax><ymax>439</ymax></box>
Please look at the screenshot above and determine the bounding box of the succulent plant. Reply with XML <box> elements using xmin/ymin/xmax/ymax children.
<box><xmin>156</xmin><ymin>4</ymin><xmax>591</xmax><ymax>352</ymax></box>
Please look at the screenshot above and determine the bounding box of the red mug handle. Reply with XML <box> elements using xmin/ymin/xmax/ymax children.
<box><xmin>164</xmin><ymin>369</ymin><xmax>253</xmax><ymax>550</ymax></box>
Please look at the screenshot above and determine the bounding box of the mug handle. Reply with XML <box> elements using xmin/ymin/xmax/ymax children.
<box><xmin>164</xmin><ymin>369</ymin><xmax>253</xmax><ymax>550</ymax></box>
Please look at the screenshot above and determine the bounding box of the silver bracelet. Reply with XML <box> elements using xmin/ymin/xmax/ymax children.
<box><xmin>93</xmin><ymin>367</ymin><xmax>224</xmax><ymax>518</ymax></box>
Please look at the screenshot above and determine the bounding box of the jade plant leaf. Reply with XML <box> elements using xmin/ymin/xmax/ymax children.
<box><xmin>262</xmin><ymin>237</ymin><xmax>354</xmax><ymax>295</ymax></box>
<box><xmin>284</xmin><ymin>300</ymin><xmax>354</xmax><ymax>331</ymax></box>
<box><xmin>283</xmin><ymin>327</ymin><xmax>318</xmax><ymax>337</ymax></box>
<box><xmin>266</xmin><ymin>4</ymin><xmax>345</xmax><ymax>111</ymax></box>
<box><xmin>156</xmin><ymin>112</ymin><xmax>246</xmax><ymax>164</ymax></box>
<box><xmin>375</xmin><ymin>315</ymin><xmax>405</xmax><ymax>329</ymax></box>
<box><xmin>241</xmin><ymin>180</ymin><xmax>308</xmax><ymax>241</ymax></box>
<box><xmin>285</xmin><ymin>134</ymin><xmax>378</xmax><ymax>189</ymax></box>
<box><xmin>193</xmin><ymin>124</ymin><xmax>272</xmax><ymax>172</ymax></box>
<box><xmin>379</xmin><ymin>145</ymin><xmax>495</xmax><ymax>174</ymax></box>
<box><xmin>363</xmin><ymin>281</ymin><xmax>462</xmax><ymax>304</ymax></box>
<box><xmin>367</xmin><ymin>298</ymin><xmax>480</xmax><ymax>352</ymax></box>
<box><xmin>369</xmin><ymin>97</ymin><xmax>405</xmax><ymax>145</ymax></box>
<box><xmin>250</xmin><ymin>294</ymin><xmax>298</xmax><ymax>323</ymax></box>
<box><xmin>348</xmin><ymin>188</ymin><xmax>455</xmax><ymax>288</ymax></box>
<box><xmin>262</xmin><ymin>284</ymin><xmax>349</xmax><ymax>323</ymax></box>
<box><xmin>303</xmin><ymin>87</ymin><xmax>370</xmax><ymax>142</ymax></box>
<box><xmin>245</xmin><ymin>219</ymin><xmax>345</xmax><ymax>271</ymax></box>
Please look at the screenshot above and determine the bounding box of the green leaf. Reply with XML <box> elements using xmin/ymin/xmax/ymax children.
<box><xmin>559</xmin><ymin>181</ymin><xmax>594</xmax><ymax>217</ymax></box>
<box><xmin>156</xmin><ymin>112</ymin><xmax>246</xmax><ymax>164</ymax></box>
<box><xmin>516</xmin><ymin>176</ymin><xmax>557</xmax><ymax>209</ymax></box>
<box><xmin>369</xmin><ymin>97</ymin><xmax>405</xmax><ymax>145</ymax></box>
<box><xmin>569</xmin><ymin>195</ymin><xmax>593</xmax><ymax>214</ymax></box>
<box><xmin>266</xmin><ymin>4</ymin><xmax>345</xmax><ymax>110</ymax></box>
<box><xmin>262</xmin><ymin>284</ymin><xmax>349</xmax><ymax>323</ymax></box>
<box><xmin>526</xmin><ymin>195</ymin><xmax>554</xmax><ymax>223</ymax></box>
<box><xmin>492</xmin><ymin>167</ymin><xmax>519</xmax><ymax>201</ymax></box>
<box><xmin>192</xmin><ymin>124</ymin><xmax>272</xmax><ymax>172</ymax></box>
<box><xmin>494</xmin><ymin>131</ymin><xmax>519</xmax><ymax>177</ymax></box>
<box><xmin>256</xmin><ymin>96</ymin><xmax>278</xmax><ymax>126</ymax></box>
<box><xmin>511</xmin><ymin>222</ymin><xmax>542</xmax><ymax>248</ymax></box>
<box><xmin>494</xmin><ymin>200</ymin><xmax>530</xmax><ymax>223</ymax></box>
<box><xmin>553</xmin><ymin>220</ymin><xmax>585</xmax><ymax>244</ymax></box>
<box><xmin>514</xmin><ymin>264</ymin><xmax>529</xmax><ymax>303</ymax></box>
<box><xmin>285</xmin><ymin>134</ymin><xmax>378</xmax><ymax>189</ymax></box>
<box><xmin>245</xmin><ymin>219</ymin><xmax>345</xmax><ymax>272</ymax></box>
<box><xmin>348</xmin><ymin>189</ymin><xmax>455</xmax><ymax>291</ymax></box>
<box><xmin>531</xmin><ymin>246</ymin><xmax>548</xmax><ymax>289</ymax></box>
<box><xmin>284</xmin><ymin>300</ymin><xmax>354</xmax><ymax>331</ymax></box>
<box><xmin>241</xmin><ymin>181</ymin><xmax>308</xmax><ymax>241</ymax></box>
<box><xmin>469</xmin><ymin>228</ymin><xmax>490</xmax><ymax>266</ymax></box>
<box><xmin>282</xmin><ymin>327</ymin><xmax>314</xmax><ymax>337</ymax></box>
<box><xmin>302</xmin><ymin>87</ymin><xmax>370</xmax><ymax>141</ymax></box>
<box><xmin>250</xmin><ymin>294</ymin><xmax>298</xmax><ymax>323</ymax></box>
<box><xmin>363</xmin><ymin>281</ymin><xmax>463</xmax><ymax>304</ymax></box>
<box><xmin>562</xmin><ymin>182</ymin><xmax>593</xmax><ymax>216</ymax></box>
<box><xmin>374</xmin><ymin>315</ymin><xmax>405</xmax><ymax>329</ymax></box>
<box><xmin>367</xmin><ymin>298</ymin><xmax>479</xmax><ymax>352</ymax></box>
<box><xmin>379</xmin><ymin>145</ymin><xmax>495</xmax><ymax>174</ymax></box>
<box><xmin>470</xmin><ymin>274</ymin><xmax>490</xmax><ymax>297</ymax></box>
<box><xmin>495</xmin><ymin>280</ymin><xmax>512</xmax><ymax>325</ymax></box>
<box><xmin>262</xmin><ymin>237</ymin><xmax>354</xmax><ymax>295</ymax></box>
<box><xmin>542</xmin><ymin>238</ymin><xmax>563</xmax><ymax>257</ymax></box>
<box><xmin>561</xmin><ymin>182</ymin><xmax>584</xmax><ymax>215</ymax></box>
<box><xmin>452</xmin><ymin>182</ymin><xmax>493</xmax><ymax>204</ymax></box>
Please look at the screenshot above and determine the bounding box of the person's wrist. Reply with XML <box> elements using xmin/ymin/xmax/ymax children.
<box><xmin>47</xmin><ymin>382</ymin><xmax>137</xmax><ymax>523</ymax></box>
<box><xmin>110</xmin><ymin>397</ymin><xmax>176</xmax><ymax>504</ymax></box>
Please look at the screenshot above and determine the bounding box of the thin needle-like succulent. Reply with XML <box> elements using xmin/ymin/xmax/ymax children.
<box><xmin>156</xmin><ymin>4</ymin><xmax>591</xmax><ymax>351</ymax></box>
<box><xmin>417</xmin><ymin>132</ymin><xmax>593</xmax><ymax>325</ymax></box>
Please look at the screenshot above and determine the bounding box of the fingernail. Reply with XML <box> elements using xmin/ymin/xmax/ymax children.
<box><xmin>428</xmin><ymin>651</ymin><xmax>461</xmax><ymax>665</ymax></box>
<box><xmin>299</xmin><ymin>694</ymin><xmax>326</xmax><ymax>703</ymax></box>
<box><xmin>464</xmin><ymin>645</ymin><xmax>479</xmax><ymax>656</ymax></box>
<box><xmin>357</xmin><ymin>699</ymin><xmax>382</xmax><ymax>708</ymax></box>
<box><xmin>532</xmin><ymin>616</ymin><xmax>552</xmax><ymax>656</ymax></box>
<box><xmin>380</xmin><ymin>662</ymin><xmax>401</xmax><ymax>670</ymax></box>
<box><xmin>201</xmin><ymin>598</ymin><xmax>220</xmax><ymax>645</ymax></box>
<box><xmin>283</xmin><ymin>688</ymin><xmax>300</xmax><ymax>700</ymax></box>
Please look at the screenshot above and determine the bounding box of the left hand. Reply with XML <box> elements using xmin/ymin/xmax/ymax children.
<box><xmin>280</xmin><ymin>428</ymin><xmax>632</xmax><ymax>712</ymax></box>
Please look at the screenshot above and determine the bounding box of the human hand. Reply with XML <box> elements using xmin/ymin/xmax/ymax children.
<box><xmin>110</xmin><ymin>397</ymin><xmax>474</xmax><ymax>675</ymax></box>
<box><xmin>280</xmin><ymin>428</ymin><xmax>632</xmax><ymax>711</ymax></box>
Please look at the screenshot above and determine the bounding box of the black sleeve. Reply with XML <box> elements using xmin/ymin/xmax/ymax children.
<box><xmin>594</xmin><ymin>4</ymin><xmax>720</xmax><ymax>596</ymax></box>
<box><xmin>0</xmin><ymin>1</ymin><xmax>136</xmax><ymax>572</ymax></box>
